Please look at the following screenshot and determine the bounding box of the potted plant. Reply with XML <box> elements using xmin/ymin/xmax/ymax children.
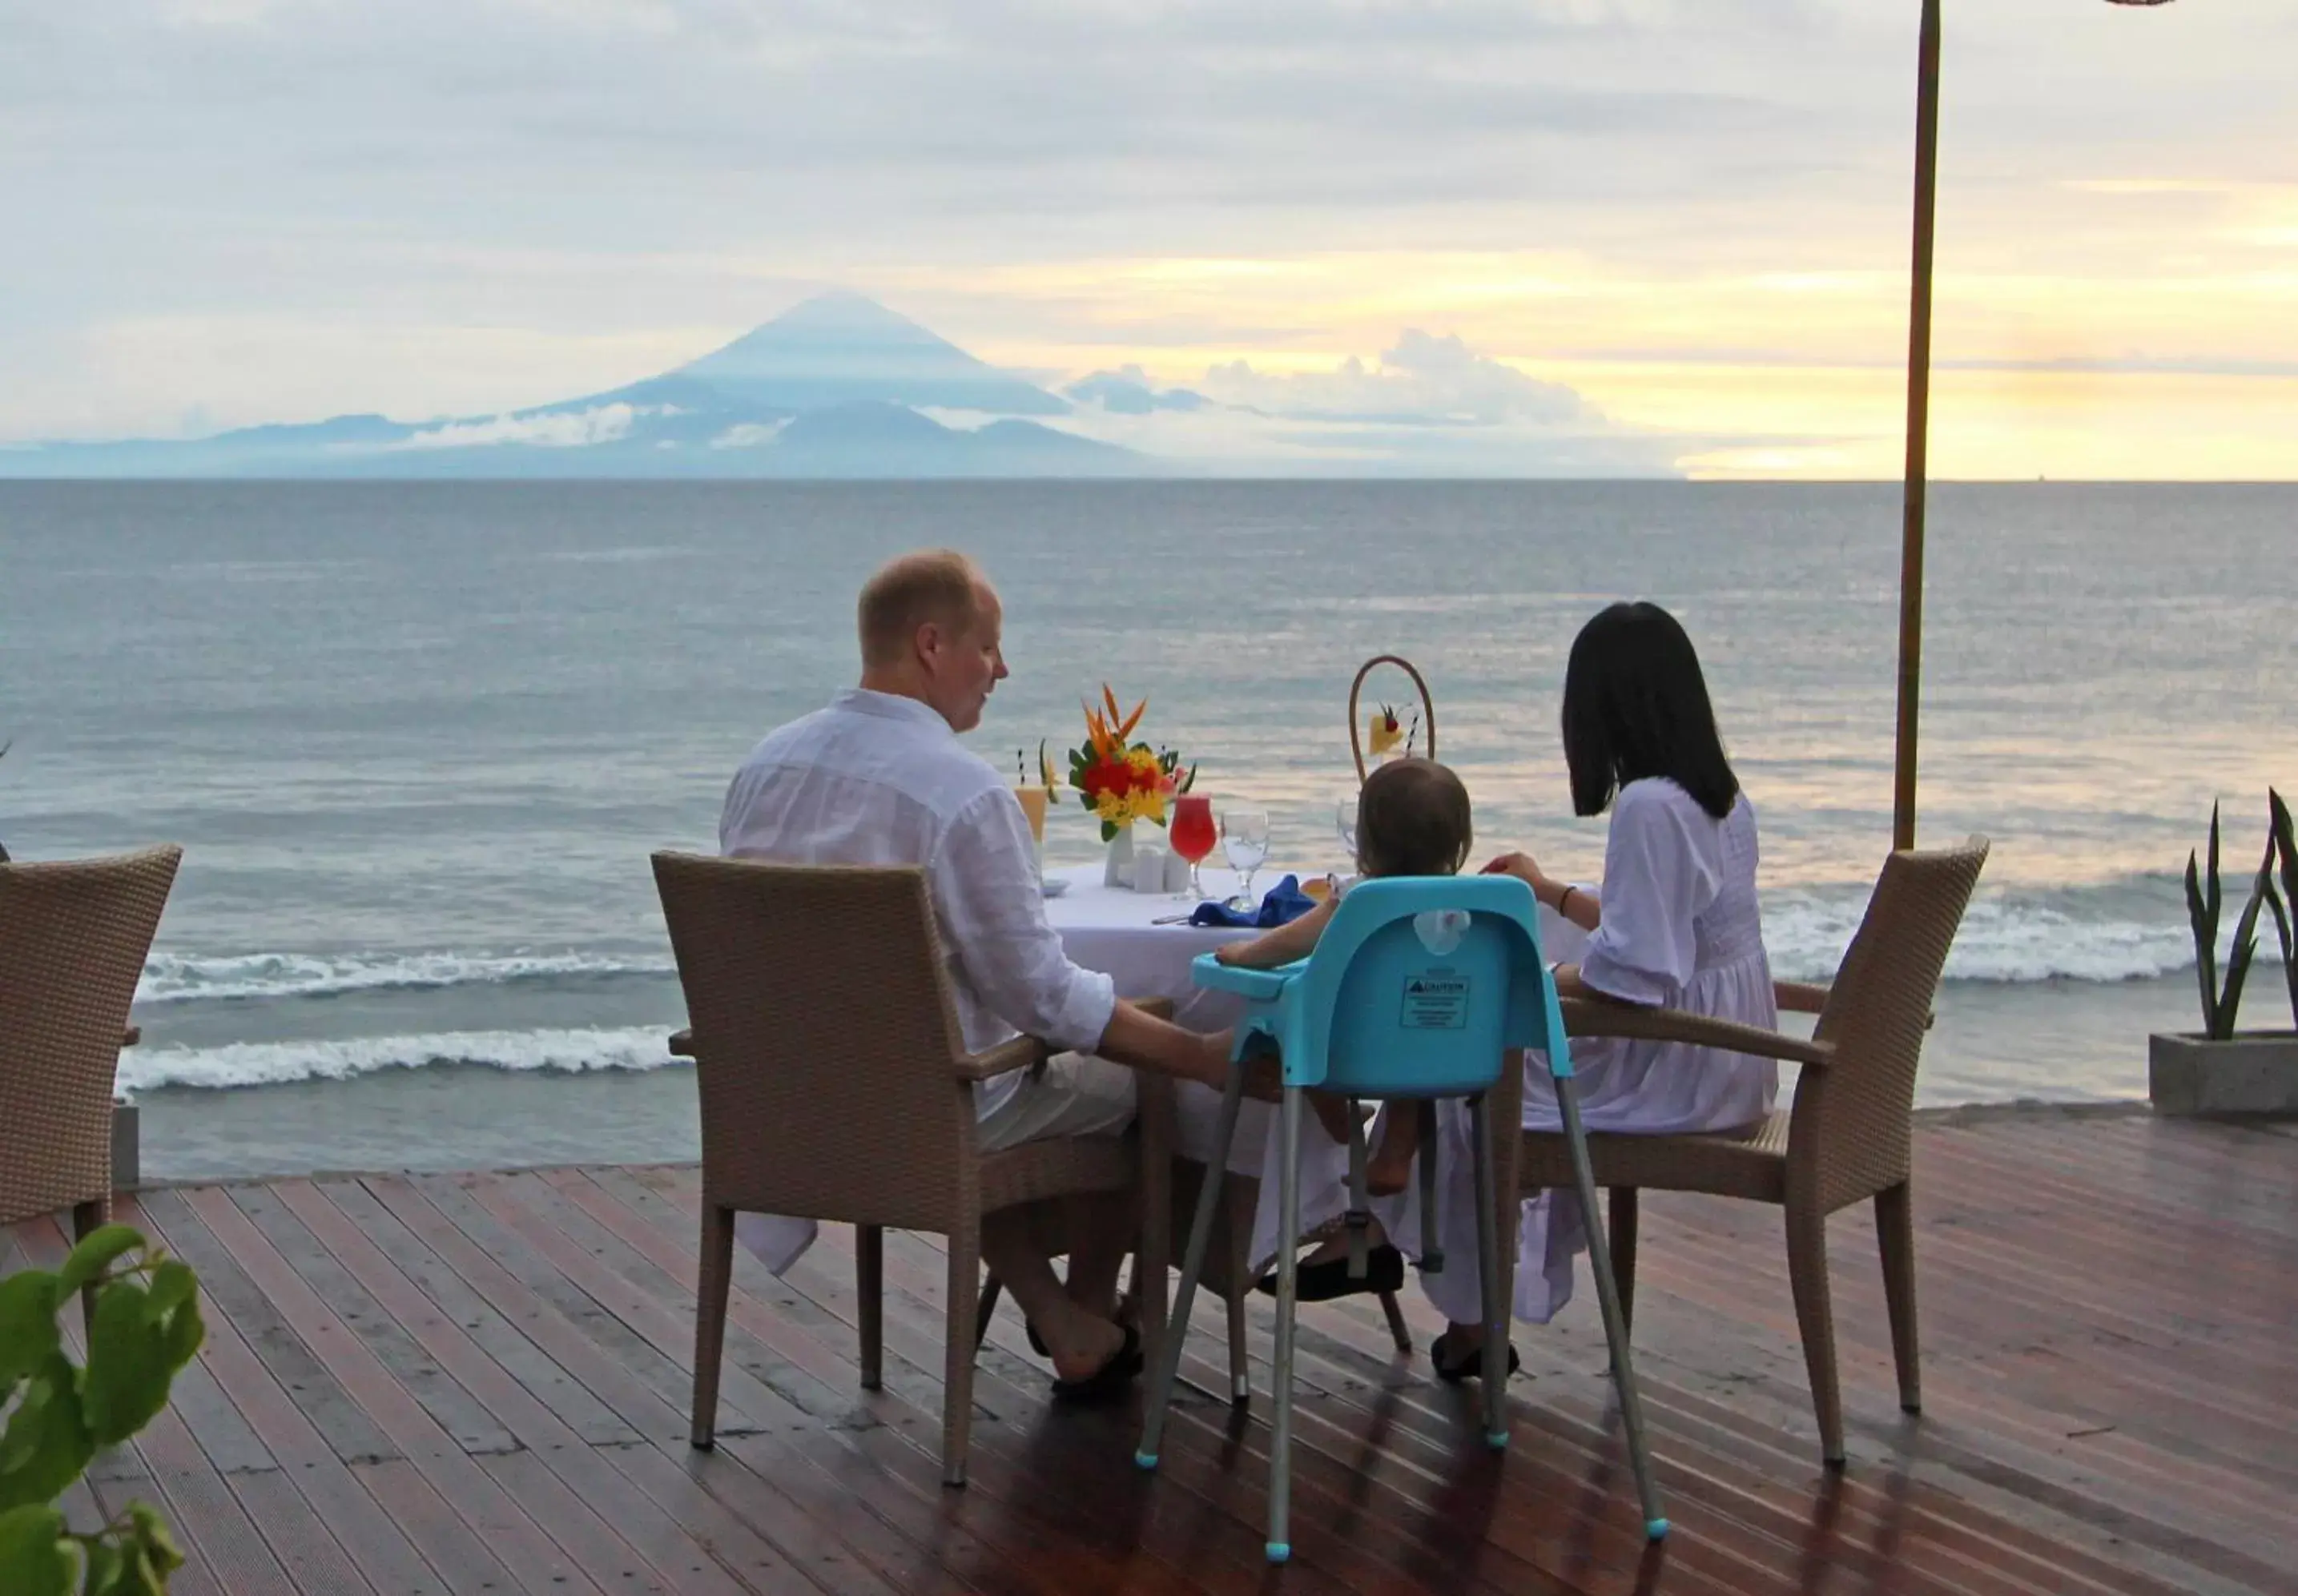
<box><xmin>2149</xmin><ymin>792</ymin><xmax>2298</xmax><ymax>1116</ymax></box>
<box><xmin>1</xmin><ymin>1224</ymin><xmax>202</xmax><ymax>1592</ymax></box>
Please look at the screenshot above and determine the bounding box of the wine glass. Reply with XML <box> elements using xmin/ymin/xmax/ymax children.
<box><xmin>1169</xmin><ymin>794</ymin><xmax>1216</xmax><ymax>899</ymax></box>
<box><xmin>1221</xmin><ymin>806</ymin><xmax>1270</xmax><ymax>911</ymax></box>
<box><xmin>1335</xmin><ymin>794</ymin><xmax>1359</xmax><ymax>868</ymax></box>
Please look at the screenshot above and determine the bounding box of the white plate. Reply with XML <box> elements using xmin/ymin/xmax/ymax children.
<box><xmin>1040</xmin><ymin>876</ymin><xmax>1071</xmax><ymax>899</ymax></box>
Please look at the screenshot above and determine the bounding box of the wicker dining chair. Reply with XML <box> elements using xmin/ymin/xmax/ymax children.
<box><xmin>652</xmin><ymin>851</ymin><xmax>1169</xmax><ymax>1489</ymax></box>
<box><xmin>0</xmin><ymin>844</ymin><xmax>183</xmax><ymax>1324</ymax></box>
<box><xmin>1511</xmin><ymin>837</ymin><xmax>1988</xmax><ymax>1466</ymax></box>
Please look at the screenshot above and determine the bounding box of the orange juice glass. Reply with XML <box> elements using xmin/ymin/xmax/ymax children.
<box><xmin>1013</xmin><ymin>783</ymin><xmax>1048</xmax><ymax>846</ymax></box>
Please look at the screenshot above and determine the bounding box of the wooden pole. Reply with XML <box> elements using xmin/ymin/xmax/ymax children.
<box><xmin>1894</xmin><ymin>0</ymin><xmax>1943</xmax><ymax>853</ymax></box>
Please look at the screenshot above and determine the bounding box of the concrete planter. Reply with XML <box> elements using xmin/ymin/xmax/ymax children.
<box><xmin>2149</xmin><ymin>1031</ymin><xmax>2298</xmax><ymax>1117</ymax></box>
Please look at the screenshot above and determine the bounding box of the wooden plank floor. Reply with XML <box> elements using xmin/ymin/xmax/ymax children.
<box><xmin>10</xmin><ymin>1107</ymin><xmax>2294</xmax><ymax>1595</ymax></box>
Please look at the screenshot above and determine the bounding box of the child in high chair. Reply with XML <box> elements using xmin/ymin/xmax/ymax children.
<box><xmin>1213</xmin><ymin>756</ymin><xmax>1475</xmax><ymax>1196</ymax></box>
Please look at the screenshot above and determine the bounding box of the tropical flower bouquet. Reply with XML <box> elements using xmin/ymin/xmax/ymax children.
<box><xmin>1068</xmin><ymin>685</ymin><xmax>1193</xmax><ymax>842</ymax></box>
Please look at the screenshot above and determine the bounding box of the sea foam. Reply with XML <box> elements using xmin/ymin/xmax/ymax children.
<box><xmin>119</xmin><ymin>1027</ymin><xmax>678</xmax><ymax>1093</ymax></box>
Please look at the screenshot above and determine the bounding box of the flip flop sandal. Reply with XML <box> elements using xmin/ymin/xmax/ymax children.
<box><xmin>1256</xmin><ymin>1242</ymin><xmax>1406</xmax><ymax>1302</ymax></box>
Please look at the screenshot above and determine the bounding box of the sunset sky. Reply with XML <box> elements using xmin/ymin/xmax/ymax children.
<box><xmin>5</xmin><ymin>0</ymin><xmax>2291</xmax><ymax>477</ymax></box>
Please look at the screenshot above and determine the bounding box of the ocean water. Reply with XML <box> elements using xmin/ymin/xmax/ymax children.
<box><xmin>3</xmin><ymin>480</ymin><xmax>2292</xmax><ymax>1181</ymax></box>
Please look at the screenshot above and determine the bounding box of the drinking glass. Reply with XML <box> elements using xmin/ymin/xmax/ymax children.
<box><xmin>1335</xmin><ymin>794</ymin><xmax>1359</xmax><ymax>866</ymax></box>
<box><xmin>1221</xmin><ymin>806</ymin><xmax>1270</xmax><ymax>911</ymax></box>
<box><xmin>1013</xmin><ymin>784</ymin><xmax>1049</xmax><ymax>878</ymax></box>
<box><xmin>1169</xmin><ymin>794</ymin><xmax>1216</xmax><ymax>899</ymax></box>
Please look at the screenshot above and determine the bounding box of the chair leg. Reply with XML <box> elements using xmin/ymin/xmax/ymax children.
<box><xmin>943</xmin><ymin>1224</ymin><xmax>980</xmax><ymax>1488</ymax></box>
<box><xmin>1377</xmin><ymin>1290</ymin><xmax>1412</xmax><ymax>1355</ymax></box>
<box><xmin>1266</xmin><ymin>1085</ymin><xmax>1305</xmax><ymax>1563</ymax></box>
<box><xmin>1141</xmin><ymin>1065</ymin><xmax>1246</xmax><ymax>1459</ymax></box>
<box><xmin>71</xmin><ymin>1200</ymin><xmax>108</xmax><ymax>1335</ymax></box>
<box><xmin>1224</xmin><ymin>1213</ymin><xmax>1253</xmax><ymax>1403</ymax></box>
<box><xmin>690</xmin><ymin>1203</ymin><xmax>734</xmax><ymax>1449</ymax></box>
<box><xmin>973</xmin><ymin>1273</ymin><xmax>1003</xmax><ymax>1351</ymax></box>
<box><xmin>1416</xmin><ymin>1101</ymin><xmax>1444</xmax><ymax>1272</ymax></box>
<box><xmin>1609</xmin><ymin>1188</ymin><xmax>1640</xmax><ymax>1343</ymax></box>
<box><xmin>1469</xmin><ymin>1092</ymin><xmax>1508</xmax><ymax>1447</ymax></box>
<box><xmin>858</xmin><ymin>1224</ymin><xmax>884</xmax><ymax>1391</ymax></box>
<box><xmin>1786</xmin><ymin>1202</ymin><xmax>1845</xmax><ymax>1467</ymax></box>
<box><xmin>1555</xmin><ymin>1072</ymin><xmax>1668</xmax><ymax>1539</ymax></box>
<box><xmin>1876</xmin><ymin>1180</ymin><xmax>1921</xmax><ymax>1415</ymax></box>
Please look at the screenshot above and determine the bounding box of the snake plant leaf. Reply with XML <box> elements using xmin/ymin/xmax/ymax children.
<box><xmin>2215</xmin><ymin>856</ymin><xmax>2271</xmax><ymax>1040</ymax></box>
<box><xmin>2185</xmin><ymin>848</ymin><xmax>2220</xmax><ymax>1035</ymax></box>
<box><xmin>2272</xmin><ymin>790</ymin><xmax>2298</xmax><ymax>1026</ymax></box>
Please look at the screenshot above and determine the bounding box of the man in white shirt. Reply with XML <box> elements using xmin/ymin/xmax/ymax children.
<box><xmin>720</xmin><ymin>549</ymin><xmax>1231</xmax><ymax>1393</ymax></box>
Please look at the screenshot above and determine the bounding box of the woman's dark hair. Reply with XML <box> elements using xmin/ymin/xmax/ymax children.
<box><xmin>1356</xmin><ymin>758</ymin><xmax>1474</xmax><ymax>878</ymax></box>
<box><xmin>1560</xmin><ymin>601</ymin><xmax>1740</xmax><ymax>820</ymax></box>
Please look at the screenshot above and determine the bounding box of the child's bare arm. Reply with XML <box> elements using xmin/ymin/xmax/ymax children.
<box><xmin>1213</xmin><ymin>894</ymin><xmax>1338</xmax><ymax>968</ymax></box>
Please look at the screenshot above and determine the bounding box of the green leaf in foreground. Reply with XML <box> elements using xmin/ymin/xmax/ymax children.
<box><xmin>55</xmin><ymin>1227</ymin><xmax>147</xmax><ymax>1300</ymax></box>
<box><xmin>0</xmin><ymin>1500</ymin><xmax>78</xmax><ymax>1596</ymax></box>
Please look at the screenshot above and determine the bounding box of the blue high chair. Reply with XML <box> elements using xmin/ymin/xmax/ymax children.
<box><xmin>1133</xmin><ymin>875</ymin><xmax>1668</xmax><ymax>1562</ymax></box>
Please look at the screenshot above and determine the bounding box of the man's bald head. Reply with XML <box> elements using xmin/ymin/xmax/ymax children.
<box><xmin>855</xmin><ymin>549</ymin><xmax>1008</xmax><ymax>732</ymax></box>
<box><xmin>857</xmin><ymin>549</ymin><xmax>989</xmax><ymax>669</ymax></box>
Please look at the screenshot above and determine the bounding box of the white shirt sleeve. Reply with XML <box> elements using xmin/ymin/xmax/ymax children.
<box><xmin>929</xmin><ymin>788</ymin><xmax>1117</xmax><ymax>1055</ymax></box>
<box><xmin>1576</xmin><ymin>784</ymin><xmax>1721</xmax><ymax>1007</ymax></box>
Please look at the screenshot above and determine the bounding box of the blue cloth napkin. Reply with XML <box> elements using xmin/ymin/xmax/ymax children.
<box><xmin>1188</xmin><ymin>874</ymin><xmax>1318</xmax><ymax>929</ymax></box>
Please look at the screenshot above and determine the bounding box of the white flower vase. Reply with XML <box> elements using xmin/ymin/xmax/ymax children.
<box><xmin>1102</xmin><ymin>824</ymin><xmax>1135</xmax><ymax>888</ymax></box>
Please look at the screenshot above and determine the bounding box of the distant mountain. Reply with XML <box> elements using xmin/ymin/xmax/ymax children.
<box><xmin>0</xmin><ymin>293</ymin><xmax>1130</xmax><ymax>480</ymax></box>
<box><xmin>657</xmin><ymin>292</ymin><xmax>1070</xmax><ymax>416</ymax></box>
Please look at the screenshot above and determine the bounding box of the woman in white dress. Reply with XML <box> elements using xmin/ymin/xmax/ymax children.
<box><xmin>1420</xmin><ymin>600</ymin><xmax>1778</xmax><ymax>1379</ymax></box>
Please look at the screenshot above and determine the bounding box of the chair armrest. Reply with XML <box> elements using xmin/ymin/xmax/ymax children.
<box><xmin>1189</xmin><ymin>951</ymin><xmax>1295</xmax><ymax>1002</ymax></box>
<box><xmin>123</xmin><ymin>1027</ymin><xmax>141</xmax><ymax>1048</ymax></box>
<box><xmin>668</xmin><ymin>1027</ymin><xmax>694</xmax><ymax>1059</ymax></box>
<box><xmin>1774</xmin><ymin>981</ymin><xmax>1829</xmax><ymax>1015</ymax></box>
<box><xmin>955</xmin><ymin>1033</ymin><xmax>1056</xmax><ymax>1081</ymax></box>
<box><xmin>1560</xmin><ymin>997</ymin><xmax>1836</xmax><ymax>1068</ymax></box>
<box><xmin>957</xmin><ymin>993</ymin><xmax>1170</xmax><ymax>1079</ymax></box>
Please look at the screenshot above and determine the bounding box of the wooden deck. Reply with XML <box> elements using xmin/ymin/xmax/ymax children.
<box><xmin>7</xmin><ymin>1107</ymin><xmax>2295</xmax><ymax>1596</ymax></box>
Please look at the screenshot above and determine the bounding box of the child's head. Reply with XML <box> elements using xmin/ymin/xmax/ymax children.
<box><xmin>1355</xmin><ymin>758</ymin><xmax>1474</xmax><ymax>878</ymax></box>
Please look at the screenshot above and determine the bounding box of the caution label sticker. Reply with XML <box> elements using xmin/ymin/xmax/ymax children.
<box><xmin>1400</xmin><ymin>975</ymin><xmax>1470</xmax><ymax>1030</ymax></box>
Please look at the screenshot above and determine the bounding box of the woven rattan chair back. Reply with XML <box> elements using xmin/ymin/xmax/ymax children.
<box><xmin>651</xmin><ymin>852</ymin><xmax>976</xmax><ymax>1232</ymax></box>
<box><xmin>1789</xmin><ymin>837</ymin><xmax>1989</xmax><ymax>1214</ymax></box>
<box><xmin>0</xmin><ymin>845</ymin><xmax>181</xmax><ymax>1226</ymax></box>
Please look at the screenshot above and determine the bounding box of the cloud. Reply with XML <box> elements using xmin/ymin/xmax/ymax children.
<box><xmin>1048</xmin><ymin>327</ymin><xmax>1672</xmax><ymax>476</ymax></box>
<box><xmin>1198</xmin><ymin>332</ymin><xmax>1588</xmax><ymax>428</ymax></box>
<box><xmin>708</xmin><ymin>420</ymin><xmax>784</xmax><ymax>449</ymax></box>
<box><xmin>1065</xmin><ymin>366</ymin><xmax>1206</xmax><ymax>414</ymax></box>
<box><xmin>395</xmin><ymin>402</ymin><xmax>666</xmax><ymax>450</ymax></box>
<box><xmin>2</xmin><ymin>0</ymin><xmax>2293</xmax><ymax>473</ymax></box>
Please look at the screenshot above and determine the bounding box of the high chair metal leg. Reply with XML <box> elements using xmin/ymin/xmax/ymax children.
<box><xmin>1469</xmin><ymin>1091</ymin><xmax>1508</xmax><ymax>1447</ymax></box>
<box><xmin>1137</xmin><ymin>1061</ymin><xmax>1246</xmax><ymax>1471</ymax></box>
<box><xmin>1266</xmin><ymin>1083</ymin><xmax>1304</xmax><ymax>1564</ymax></box>
<box><xmin>1344</xmin><ymin>1100</ymin><xmax>1370</xmax><ymax>1280</ymax></box>
<box><xmin>1417</xmin><ymin>1100</ymin><xmax>1443</xmax><ymax>1272</ymax></box>
<box><xmin>1555</xmin><ymin>1072</ymin><xmax>1668</xmax><ymax>1541</ymax></box>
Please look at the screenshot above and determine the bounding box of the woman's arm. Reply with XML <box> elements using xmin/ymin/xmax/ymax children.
<box><xmin>1482</xmin><ymin>851</ymin><xmax>1601</xmax><ymax>931</ymax></box>
<box><xmin>1213</xmin><ymin>893</ymin><xmax>1337</xmax><ymax>968</ymax></box>
<box><xmin>1547</xmin><ymin>962</ymin><xmax>1642</xmax><ymax>1003</ymax></box>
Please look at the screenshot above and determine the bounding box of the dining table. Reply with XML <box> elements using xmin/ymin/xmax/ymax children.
<box><xmin>1041</xmin><ymin>861</ymin><xmax>1588</xmax><ymax>1172</ymax></box>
